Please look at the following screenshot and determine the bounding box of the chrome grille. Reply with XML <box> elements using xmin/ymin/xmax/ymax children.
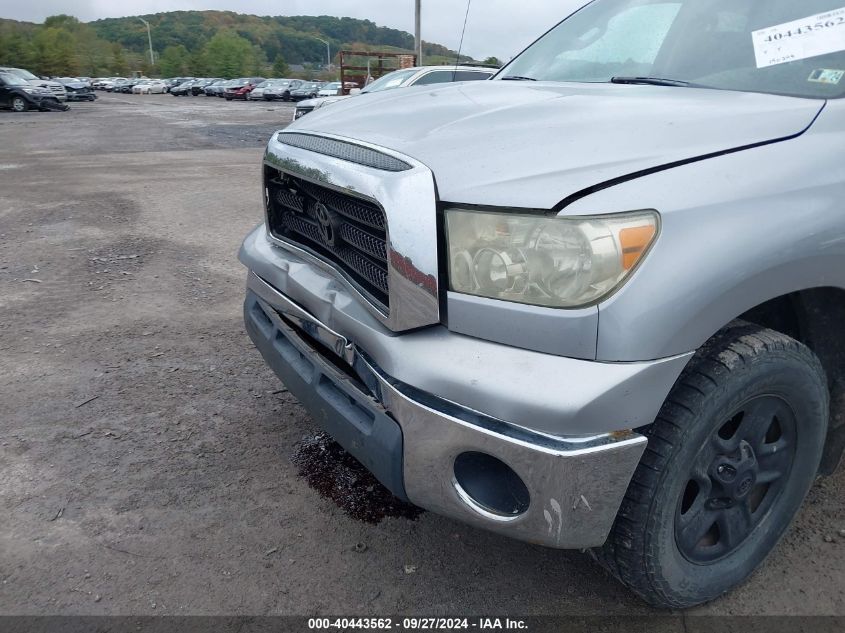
<box><xmin>276</xmin><ymin>133</ymin><xmax>412</xmax><ymax>172</ymax></box>
<box><xmin>266</xmin><ymin>169</ymin><xmax>390</xmax><ymax>308</ymax></box>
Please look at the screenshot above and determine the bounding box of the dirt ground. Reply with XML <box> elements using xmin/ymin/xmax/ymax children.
<box><xmin>0</xmin><ymin>93</ymin><xmax>843</xmax><ymax>617</ymax></box>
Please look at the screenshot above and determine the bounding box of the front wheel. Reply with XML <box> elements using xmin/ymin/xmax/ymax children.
<box><xmin>598</xmin><ymin>322</ymin><xmax>828</xmax><ymax>609</ymax></box>
<box><xmin>11</xmin><ymin>96</ymin><xmax>28</xmax><ymax>112</ymax></box>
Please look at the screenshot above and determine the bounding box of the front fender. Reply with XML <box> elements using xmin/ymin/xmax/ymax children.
<box><xmin>566</xmin><ymin>102</ymin><xmax>845</xmax><ymax>362</ymax></box>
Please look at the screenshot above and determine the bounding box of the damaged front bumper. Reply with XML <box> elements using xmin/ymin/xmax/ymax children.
<box><xmin>243</xmin><ymin>268</ymin><xmax>650</xmax><ymax>549</ymax></box>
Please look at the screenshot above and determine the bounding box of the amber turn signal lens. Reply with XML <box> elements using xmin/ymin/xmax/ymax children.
<box><xmin>620</xmin><ymin>225</ymin><xmax>657</xmax><ymax>270</ymax></box>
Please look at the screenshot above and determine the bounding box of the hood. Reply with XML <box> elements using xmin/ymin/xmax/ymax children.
<box><xmin>30</xmin><ymin>79</ymin><xmax>64</xmax><ymax>89</ymax></box>
<box><xmin>290</xmin><ymin>81</ymin><xmax>824</xmax><ymax>208</ymax></box>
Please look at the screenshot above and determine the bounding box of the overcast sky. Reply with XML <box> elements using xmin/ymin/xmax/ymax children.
<box><xmin>3</xmin><ymin>1</ymin><xmax>589</xmax><ymax>60</ymax></box>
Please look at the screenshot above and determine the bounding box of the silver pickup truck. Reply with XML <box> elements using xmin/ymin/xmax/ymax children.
<box><xmin>240</xmin><ymin>0</ymin><xmax>845</xmax><ymax>608</ymax></box>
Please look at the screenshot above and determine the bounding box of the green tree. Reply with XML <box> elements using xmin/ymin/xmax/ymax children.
<box><xmin>272</xmin><ymin>53</ymin><xmax>290</xmax><ymax>77</ymax></box>
<box><xmin>482</xmin><ymin>56</ymin><xmax>502</xmax><ymax>67</ymax></box>
<box><xmin>201</xmin><ymin>30</ymin><xmax>255</xmax><ymax>77</ymax></box>
<box><xmin>44</xmin><ymin>15</ymin><xmax>80</xmax><ymax>29</ymax></box>
<box><xmin>159</xmin><ymin>44</ymin><xmax>191</xmax><ymax>76</ymax></box>
<box><xmin>0</xmin><ymin>26</ymin><xmax>38</xmax><ymax>68</ymax></box>
<box><xmin>111</xmin><ymin>43</ymin><xmax>129</xmax><ymax>75</ymax></box>
<box><xmin>32</xmin><ymin>26</ymin><xmax>78</xmax><ymax>75</ymax></box>
<box><xmin>73</xmin><ymin>24</ymin><xmax>113</xmax><ymax>75</ymax></box>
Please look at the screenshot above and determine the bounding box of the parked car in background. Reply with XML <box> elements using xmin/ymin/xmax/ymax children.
<box><xmin>317</xmin><ymin>82</ymin><xmax>342</xmax><ymax>97</ymax></box>
<box><xmin>224</xmin><ymin>77</ymin><xmax>266</xmax><ymax>101</ymax></box>
<box><xmin>0</xmin><ymin>72</ymin><xmax>69</xmax><ymax>111</ymax></box>
<box><xmin>148</xmin><ymin>80</ymin><xmax>169</xmax><ymax>94</ymax></box>
<box><xmin>204</xmin><ymin>79</ymin><xmax>228</xmax><ymax>97</ymax></box>
<box><xmin>261</xmin><ymin>79</ymin><xmax>302</xmax><ymax>101</ymax></box>
<box><xmin>289</xmin><ymin>82</ymin><xmax>325</xmax><ymax>102</ymax></box>
<box><xmin>109</xmin><ymin>78</ymin><xmax>131</xmax><ymax>93</ymax></box>
<box><xmin>117</xmin><ymin>79</ymin><xmax>143</xmax><ymax>93</ymax></box>
<box><xmin>131</xmin><ymin>80</ymin><xmax>148</xmax><ymax>93</ymax></box>
<box><xmin>214</xmin><ymin>79</ymin><xmax>238</xmax><ymax>97</ymax></box>
<box><xmin>171</xmin><ymin>80</ymin><xmax>197</xmax><ymax>96</ymax></box>
<box><xmin>93</xmin><ymin>77</ymin><xmax>120</xmax><ymax>90</ymax></box>
<box><xmin>56</xmin><ymin>77</ymin><xmax>96</xmax><ymax>101</ymax></box>
<box><xmin>248</xmin><ymin>79</ymin><xmax>286</xmax><ymax>101</ymax></box>
<box><xmin>191</xmin><ymin>79</ymin><xmax>219</xmax><ymax>96</ymax></box>
<box><xmin>0</xmin><ymin>66</ymin><xmax>67</xmax><ymax>101</ymax></box>
<box><xmin>131</xmin><ymin>79</ymin><xmax>167</xmax><ymax>94</ymax></box>
<box><xmin>294</xmin><ymin>65</ymin><xmax>495</xmax><ymax>119</ymax></box>
<box><xmin>165</xmin><ymin>78</ymin><xmax>193</xmax><ymax>93</ymax></box>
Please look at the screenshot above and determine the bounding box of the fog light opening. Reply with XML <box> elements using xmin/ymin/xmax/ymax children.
<box><xmin>453</xmin><ymin>452</ymin><xmax>530</xmax><ymax>521</ymax></box>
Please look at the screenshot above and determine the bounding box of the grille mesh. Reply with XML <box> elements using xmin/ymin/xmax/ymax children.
<box><xmin>266</xmin><ymin>170</ymin><xmax>390</xmax><ymax>308</ymax></box>
<box><xmin>276</xmin><ymin>133</ymin><xmax>412</xmax><ymax>172</ymax></box>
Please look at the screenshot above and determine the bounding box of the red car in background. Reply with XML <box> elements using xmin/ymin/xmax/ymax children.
<box><xmin>224</xmin><ymin>77</ymin><xmax>266</xmax><ymax>101</ymax></box>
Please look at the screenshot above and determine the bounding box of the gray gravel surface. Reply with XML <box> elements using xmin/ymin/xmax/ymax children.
<box><xmin>0</xmin><ymin>93</ymin><xmax>843</xmax><ymax>616</ymax></box>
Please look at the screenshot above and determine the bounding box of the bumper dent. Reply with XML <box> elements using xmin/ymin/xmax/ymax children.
<box><xmin>244</xmin><ymin>273</ymin><xmax>648</xmax><ymax>549</ymax></box>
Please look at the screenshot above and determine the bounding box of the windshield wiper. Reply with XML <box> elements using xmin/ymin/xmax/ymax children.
<box><xmin>501</xmin><ymin>75</ymin><xmax>537</xmax><ymax>81</ymax></box>
<box><xmin>611</xmin><ymin>76</ymin><xmax>693</xmax><ymax>87</ymax></box>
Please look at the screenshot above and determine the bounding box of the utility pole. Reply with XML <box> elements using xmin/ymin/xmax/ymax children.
<box><xmin>415</xmin><ymin>0</ymin><xmax>423</xmax><ymax>66</ymax></box>
<box><xmin>138</xmin><ymin>18</ymin><xmax>154</xmax><ymax>68</ymax></box>
<box><xmin>312</xmin><ymin>36</ymin><xmax>332</xmax><ymax>70</ymax></box>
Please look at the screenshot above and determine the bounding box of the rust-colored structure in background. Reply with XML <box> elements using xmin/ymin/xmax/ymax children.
<box><xmin>339</xmin><ymin>51</ymin><xmax>418</xmax><ymax>95</ymax></box>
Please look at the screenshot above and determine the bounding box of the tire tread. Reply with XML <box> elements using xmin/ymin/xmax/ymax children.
<box><xmin>595</xmin><ymin>321</ymin><xmax>827</xmax><ymax>608</ymax></box>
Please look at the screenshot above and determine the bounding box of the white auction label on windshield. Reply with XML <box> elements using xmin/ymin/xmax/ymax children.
<box><xmin>752</xmin><ymin>7</ymin><xmax>845</xmax><ymax>68</ymax></box>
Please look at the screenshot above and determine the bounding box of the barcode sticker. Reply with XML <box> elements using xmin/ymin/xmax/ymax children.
<box><xmin>752</xmin><ymin>7</ymin><xmax>845</xmax><ymax>68</ymax></box>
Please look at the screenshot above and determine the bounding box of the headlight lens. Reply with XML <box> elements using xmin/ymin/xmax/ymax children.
<box><xmin>445</xmin><ymin>208</ymin><xmax>658</xmax><ymax>308</ymax></box>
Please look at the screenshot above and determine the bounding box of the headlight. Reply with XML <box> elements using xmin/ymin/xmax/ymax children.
<box><xmin>22</xmin><ymin>88</ymin><xmax>36</xmax><ymax>94</ymax></box>
<box><xmin>445</xmin><ymin>208</ymin><xmax>658</xmax><ymax>308</ymax></box>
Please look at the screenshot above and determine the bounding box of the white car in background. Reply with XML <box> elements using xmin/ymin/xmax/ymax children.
<box><xmin>132</xmin><ymin>80</ymin><xmax>152</xmax><ymax>94</ymax></box>
<box><xmin>147</xmin><ymin>80</ymin><xmax>168</xmax><ymax>94</ymax></box>
<box><xmin>248</xmin><ymin>79</ymin><xmax>284</xmax><ymax>101</ymax></box>
<box><xmin>0</xmin><ymin>66</ymin><xmax>67</xmax><ymax>101</ymax></box>
<box><xmin>317</xmin><ymin>81</ymin><xmax>342</xmax><ymax>97</ymax></box>
<box><xmin>133</xmin><ymin>79</ymin><xmax>168</xmax><ymax>94</ymax></box>
<box><xmin>294</xmin><ymin>65</ymin><xmax>496</xmax><ymax>119</ymax></box>
<box><xmin>98</xmin><ymin>78</ymin><xmax>128</xmax><ymax>91</ymax></box>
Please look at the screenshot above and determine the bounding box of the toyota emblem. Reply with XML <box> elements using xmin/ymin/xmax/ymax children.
<box><xmin>314</xmin><ymin>202</ymin><xmax>337</xmax><ymax>247</ymax></box>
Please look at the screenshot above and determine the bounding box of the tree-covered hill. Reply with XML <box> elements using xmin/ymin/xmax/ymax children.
<box><xmin>0</xmin><ymin>10</ymin><xmax>481</xmax><ymax>78</ymax></box>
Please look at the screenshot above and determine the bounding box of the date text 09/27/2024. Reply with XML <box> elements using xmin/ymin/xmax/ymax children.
<box><xmin>307</xmin><ymin>618</ymin><xmax>528</xmax><ymax>630</ymax></box>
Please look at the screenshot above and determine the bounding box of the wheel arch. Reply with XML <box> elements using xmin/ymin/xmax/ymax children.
<box><xmin>735</xmin><ymin>287</ymin><xmax>845</xmax><ymax>475</ymax></box>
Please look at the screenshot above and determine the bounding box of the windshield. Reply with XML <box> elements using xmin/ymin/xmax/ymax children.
<box><xmin>323</xmin><ymin>82</ymin><xmax>341</xmax><ymax>90</ymax></box>
<box><xmin>362</xmin><ymin>69</ymin><xmax>419</xmax><ymax>93</ymax></box>
<box><xmin>0</xmin><ymin>72</ymin><xmax>29</xmax><ymax>86</ymax></box>
<box><xmin>8</xmin><ymin>68</ymin><xmax>38</xmax><ymax>80</ymax></box>
<box><xmin>501</xmin><ymin>0</ymin><xmax>845</xmax><ymax>99</ymax></box>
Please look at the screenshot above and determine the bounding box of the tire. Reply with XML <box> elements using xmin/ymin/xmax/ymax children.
<box><xmin>597</xmin><ymin>322</ymin><xmax>828</xmax><ymax>609</ymax></box>
<box><xmin>11</xmin><ymin>96</ymin><xmax>28</xmax><ymax>112</ymax></box>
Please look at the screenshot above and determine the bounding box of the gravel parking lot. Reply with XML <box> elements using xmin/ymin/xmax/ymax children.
<box><xmin>1</xmin><ymin>93</ymin><xmax>844</xmax><ymax>617</ymax></box>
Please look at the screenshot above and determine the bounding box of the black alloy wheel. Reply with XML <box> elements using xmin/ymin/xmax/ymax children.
<box><xmin>675</xmin><ymin>395</ymin><xmax>796</xmax><ymax>563</ymax></box>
